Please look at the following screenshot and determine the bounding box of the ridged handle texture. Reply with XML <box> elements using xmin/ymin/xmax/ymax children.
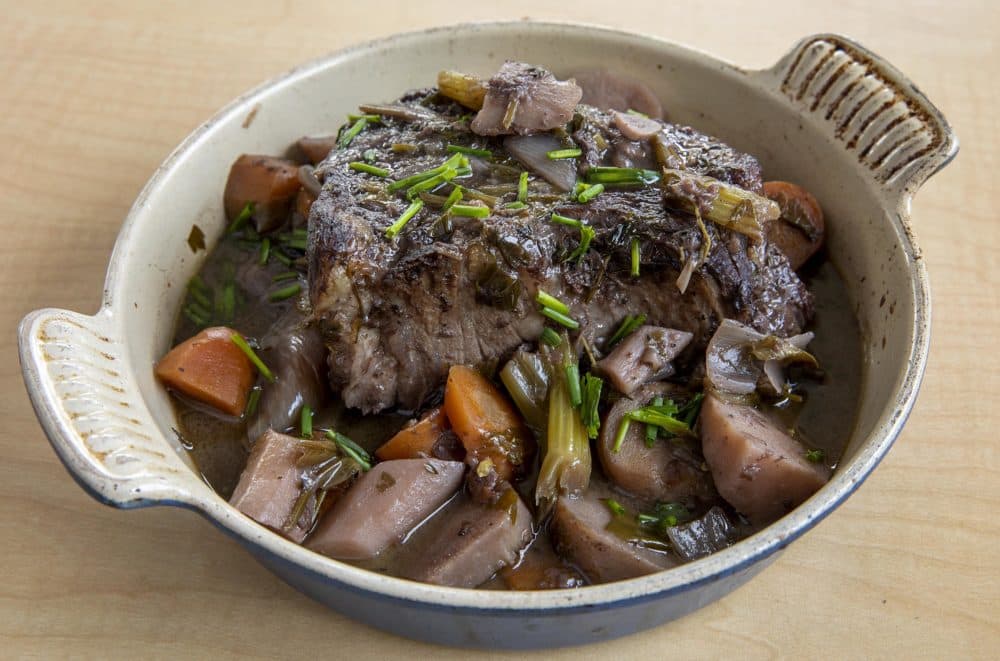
<box><xmin>765</xmin><ymin>34</ymin><xmax>958</xmax><ymax>196</ymax></box>
<box><xmin>18</xmin><ymin>308</ymin><xmax>197</xmax><ymax>508</ymax></box>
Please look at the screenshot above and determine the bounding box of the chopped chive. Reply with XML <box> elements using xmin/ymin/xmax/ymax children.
<box><xmin>290</xmin><ymin>228</ymin><xmax>308</xmax><ymax>239</ymax></box>
<box><xmin>540</xmin><ymin>327</ymin><xmax>562</xmax><ymax>347</ymax></box>
<box><xmin>226</xmin><ymin>202</ymin><xmax>254</xmax><ymax>235</ymax></box>
<box><xmin>645</xmin><ymin>396</ymin><xmax>664</xmax><ymax>447</ymax></box>
<box><xmin>504</xmin><ymin>201</ymin><xmax>527</xmax><ymax>210</ymax></box>
<box><xmin>535</xmin><ymin>290</ymin><xmax>570</xmax><ymax>315</ymax></box>
<box><xmin>216</xmin><ymin>282</ymin><xmax>235</xmax><ymax>322</ymax></box>
<box><xmin>626</xmin><ymin>108</ymin><xmax>649</xmax><ymax>118</ymax></box>
<box><xmin>347</xmin><ymin>113</ymin><xmax>381</xmax><ymax>122</ymax></box>
<box><xmin>272</xmin><ymin>250</ymin><xmax>293</xmax><ymax>267</ymax></box>
<box><xmin>183</xmin><ymin>306</ymin><xmax>208</xmax><ymax>327</ymax></box>
<box><xmin>579</xmin><ymin>374</ymin><xmax>603</xmax><ymax>439</ymax></box>
<box><xmin>612</xmin><ymin>417</ymin><xmax>632</xmax><ymax>453</ymax></box>
<box><xmin>586</xmin><ymin>166</ymin><xmax>660</xmax><ymax>185</ymax></box>
<box><xmin>547</xmin><ymin>148</ymin><xmax>582</xmax><ymax>160</ymax></box>
<box><xmin>453</xmin><ymin>166</ymin><xmax>473</xmax><ymax>177</ymax></box>
<box><xmin>284</xmin><ymin>236</ymin><xmax>308</xmax><ymax>251</ymax></box>
<box><xmin>447</xmin><ymin>144</ymin><xmax>492</xmax><ymax>158</ymax></box>
<box><xmin>269</xmin><ymin>282</ymin><xmax>302</xmax><ymax>302</ymax></box>
<box><xmin>565</xmin><ymin>362</ymin><xmax>582</xmax><ymax>408</ymax></box>
<box><xmin>577</xmin><ymin>183</ymin><xmax>604</xmax><ymax>203</ymax></box>
<box><xmin>806</xmin><ymin>448</ymin><xmax>825</xmax><ymax>463</ymax></box>
<box><xmin>626</xmin><ymin>405</ymin><xmax>690</xmax><ymax>436</ymax></box>
<box><xmin>442</xmin><ymin>186</ymin><xmax>463</xmax><ymax>213</ymax></box>
<box><xmin>326</xmin><ymin>430</ymin><xmax>372</xmax><ymax>471</ymax></box>
<box><xmin>187</xmin><ymin>284</ymin><xmax>212</xmax><ymax>311</ymax></box>
<box><xmin>188</xmin><ymin>275</ymin><xmax>210</xmax><ymax>295</ymax></box>
<box><xmin>272</xmin><ymin>270</ymin><xmax>299</xmax><ymax>283</ymax></box>
<box><xmin>300</xmin><ymin>405</ymin><xmax>313</xmax><ymax>438</ymax></box>
<box><xmin>630</xmin><ymin>238</ymin><xmax>641</xmax><ymax>277</ymax></box>
<box><xmin>258</xmin><ymin>237</ymin><xmax>270</xmax><ymax>265</ymax></box>
<box><xmin>567</xmin><ymin>224</ymin><xmax>595</xmax><ymax>263</ymax></box>
<box><xmin>337</xmin><ymin>117</ymin><xmax>368</xmax><ymax>149</ymax></box>
<box><xmin>349</xmin><ymin>161</ymin><xmax>390</xmax><ymax>177</ymax></box>
<box><xmin>388</xmin><ymin>153</ymin><xmax>463</xmax><ymax>192</ymax></box>
<box><xmin>406</xmin><ymin>170</ymin><xmax>457</xmax><ymax>199</ymax></box>
<box><xmin>244</xmin><ymin>386</ymin><xmax>262</xmax><ymax>417</ymax></box>
<box><xmin>573</xmin><ymin>182</ymin><xmax>587</xmax><ymax>198</ymax></box>
<box><xmin>604</xmin><ymin>498</ymin><xmax>627</xmax><ymax>517</ymax></box>
<box><xmin>449</xmin><ymin>204</ymin><xmax>490</xmax><ymax>218</ymax></box>
<box><xmin>187</xmin><ymin>300</ymin><xmax>212</xmax><ymax>320</ymax></box>
<box><xmin>540</xmin><ymin>306</ymin><xmax>580</xmax><ymax>330</ymax></box>
<box><xmin>678</xmin><ymin>392</ymin><xmax>705</xmax><ymax>427</ymax></box>
<box><xmin>607</xmin><ymin>313</ymin><xmax>647</xmax><ymax>347</ymax></box>
<box><xmin>517</xmin><ymin>171</ymin><xmax>529</xmax><ymax>203</ymax></box>
<box><xmin>230</xmin><ymin>333</ymin><xmax>275</xmax><ymax>383</ymax></box>
<box><xmin>550</xmin><ymin>212</ymin><xmax>582</xmax><ymax>228</ymax></box>
<box><xmin>385</xmin><ymin>199</ymin><xmax>424</xmax><ymax>238</ymax></box>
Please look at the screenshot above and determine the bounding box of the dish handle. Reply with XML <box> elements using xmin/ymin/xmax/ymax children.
<box><xmin>18</xmin><ymin>308</ymin><xmax>199</xmax><ymax>509</ymax></box>
<box><xmin>760</xmin><ymin>34</ymin><xmax>958</xmax><ymax>200</ymax></box>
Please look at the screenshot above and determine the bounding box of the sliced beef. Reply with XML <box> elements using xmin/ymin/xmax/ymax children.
<box><xmin>597</xmin><ymin>383</ymin><xmax>715</xmax><ymax>503</ymax></box>
<box><xmin>309</xmin><ymin>65</ymin><xmax>812</xmax><ymax>413</ymax></box>
<box><xmin>402</xmin><ymin>491</ymin><xmax>533</xmax><ymax>588</ymax></box>
<box><xmin>551</xmin><ymin>490</ymin><xmax>676</xmax><ymax>583</ymax></box>
<box><xmin>307</xmin><ymin>459</ymin><xmax>464</xmax><ymax>560</ymax></box>
<box><xmin>471</xmin><ymin>62</ymin><xmax>582</xmax><ymax>136</ymax></box>
<box><xmin>699</xmin><ymin>395</ymin><xmax>830</xmax><ymax>524</ymax></box>
<box><xmin>229</xmin><ymin>429</ymin><xmax>310</xmax><ymax>542</ymax></box>
<box><xmin>597</xmin><ymin>325</ymin><xmax>693</xmax><ymax>396</ymax></box>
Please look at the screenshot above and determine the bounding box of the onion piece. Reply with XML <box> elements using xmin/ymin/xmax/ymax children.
<box><xmin>298</xmin><ymin>165</ymin><xmax>322</xmax><ymax>198</ymax></box>
<box><xmin>504</xmin><ymin>134</ymin><xmax>577</xmax><ymax>192</ymax></box>
<box><xmin>705</xmin><ymin>320</ymin><xmax>816</xmax><ymax>396</ymax></box>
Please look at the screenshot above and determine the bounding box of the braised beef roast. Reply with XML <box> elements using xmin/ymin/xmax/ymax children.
<box><xmin>308</xmin><ymin>72</ymin><xmax>811</xmax><ymax>414</ymax></box>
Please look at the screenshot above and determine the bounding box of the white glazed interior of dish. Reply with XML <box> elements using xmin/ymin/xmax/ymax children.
<box><xmin>22</xmin><ymin>22</ymin><xmax>956</xmax><ymax>615</ymax></box>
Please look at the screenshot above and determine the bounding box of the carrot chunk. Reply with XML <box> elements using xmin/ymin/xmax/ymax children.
<box><xmin>443</xmin><ymin>365</ymin><xmax>534</xmax><ymax>480</ymax></box>
<box><xmin>375</xmin><ymin>407</ymin><xmax>448</xmax><ymax>461</ymax></box>
<box><xmin>155</xmin><ymin>326</ymin><xmax>255</xmax><ymax>416</ymax></box>
<box><xmin>762</xmin><ymin>181</ymin><xmax>825</xmax><ymax>270</ymax></box>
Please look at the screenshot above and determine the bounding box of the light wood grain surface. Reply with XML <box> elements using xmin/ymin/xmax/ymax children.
<box><xmin>2</xmin><ymin>1</ymin><xmax>997</xmax><ymax>658</ymax></box>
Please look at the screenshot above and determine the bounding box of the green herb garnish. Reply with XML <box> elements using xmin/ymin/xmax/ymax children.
<box><xmin>806</xmin><ymin>448</ymin><xmax>825</xmax><ymax>463</ymax></box>
<box><xmin>547</xmin><ymin>148</ymin><xmax>582</xmax><ymax>160</ymax></box>
<box><xmin>614</xmin><ymin>401</ymin><xmax>690</xmax><ymax>451</ymax></box>
<box><xmin>449</xmin><ymin>204</ymin><xmax>490</xmax><ymax>218</ymax></box>
<box><xmin>540</xmin><ymin>307</ymin><xmax>580</xmax><ymax>330</ymax></box>
<box><xmin>550</xmin><ymin>212</ymin><xmax>583</xmax><ymax>228</ymax></box>
<box><xmin>388</xmin><ymin>153</ymin><xmax>463</xmax><ymax>192</ymax></box>
<box><xmin>230</xmin><ymin>333</ymin><xmax>275</xmax><ymax>383</ymax></box>
<box><xmin>580</xmin><ymin>374</ymin><xmax>603</xmax><ymax>439</ymax></box>
<box><xmin>337</xmin><ymin>117</ymin><xmax>368</xmax><ymax>149</ymax></box>
<box><xmin>300</xmin><ymin>405</ymin><xmax>313</xmax><ymax>438</ymax></box>
<box><xmin>576</xmin><ymin>183</ymin><xmax>604</xmax><ymax>203</ymax></box>
<box><xmin>442</xmin><ymin>186</ymin><xmax>463</xmax><ymax>213</ymax></box>
<box><xmin>385</xmin><ymin>199</ymin><xmax>424</xmax><ymax>239</ymax></box>
<box><xmin>607</xmin><ymin>313</ymin><xmax>647</xmax><ymax>348</ymax></box>
<box><xmin>565</xmin><ymin>362</ymin><xmax>582</xmax><ymax>408</ymax></box>
<box><xmin>406</xmin><ymin>171</ymin><xmax>457</xmax><ymax>199</ymax></box>
<box><xmin>540</xmin><ymin>327</ymin><xmax>562</xmax><ymax>347</ymax></box>
<box><xmin>678</xmin><ymin>392</ymin><xmax>705</xmax><ymax>427</ymax></box>
<box><xmin>586</xmin><ymin>166</ymin><xmax>660</xmax><ymax>185</ymax></box>
<box><xmin>505</xmin><ymin>201</ymin><xmax>527</xmax><ymax>210</ymax></box>
<box><xmin>447</xmin><ymin>144</ymin><xmax>492</xmax><ymax>158</ymax></box>
<box><xmin>271</xmin><ymin>271</ymin><xmax>299</xmax><ymax>283</ymax></box>
<box><xmin>535</xmin><ymin>289</ymin><xmax>570</xmax><ymax>315</ymax></box>
<box><xmin>258</xmin><ymin>237</ymin><xmax>270</xmax><ymax>265</ymax></box>
<box><xmin>567</xmin><ymin>224</ymin><xmax>595</xmax><ymax>263</ymax></box>
<box><xmin>347</xmin><ymin>113</ymin><xmax>381</xmax><ymax>123</ymax></box>
<box><xmin>326</xmin><ymin>430</ymin><xmax>372</xmax><ymax>471</ymax></box>
<box><xmin>349</xmin><ymin>161</ymin><xmax>390</xmax><ymax>177</ymax></box>
<box><xmin>226</xmin><ymin>201</ymin><xmax>254</xmax><ymax>235</ymax></box>
<box><xmin>630</xmin><ymin>238</ymin><xmax>641</xmax><ymax>277</ymax></box>
<box><xmin>645</xmin><ymin>396</ymin><xmax>663</xmax><ymax>447</ymax></box>
<box><xmin>268</xmin><ymin>282</ymin><xmax>301</xmax><ymax>302</ymax></box>
<box><xmin>244</xmin><ymin>386</ymin><xmax>262</xmax><ymax>418</ymax></box>
<box><xmin>517</xmin><ymin>171</ymin><xmax>529</xmax><ymax>203</ymax></box>
<box><xmin>604</xmin><ymin>498</ymin><xmax>627</xmax><ymax>518</ymax></box>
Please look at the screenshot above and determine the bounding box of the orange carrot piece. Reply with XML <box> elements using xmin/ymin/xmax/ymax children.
<box><xmin>762</xmin><ymin>181</ymin><xmax>825</xmax><ymax>270</ymax></box>
<box><xmin>443</xmin><ymin>365</ymin><xmax>534</xmax><ymax>480</ymax></box>
<box><xmin>375</xmin><ymin>407</ymin><xmax>447</xmax><ymax>461</ymax></box>
<box><xmin>155</xmin><ymin>326</ymin><xmax>255</xmax><ymax>417</ymax></box>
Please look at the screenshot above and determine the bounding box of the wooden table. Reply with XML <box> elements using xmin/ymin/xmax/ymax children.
<box><xmin>2</xmin><ymin>1</ymin><xmax>996</xmax><ymax>658</ymax></box>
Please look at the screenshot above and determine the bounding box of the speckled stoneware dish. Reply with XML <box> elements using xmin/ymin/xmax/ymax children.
<box><xmin>19</xmin><ymin>22</ymin><xmax>956</xmax><ymax>649</ymax></box>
